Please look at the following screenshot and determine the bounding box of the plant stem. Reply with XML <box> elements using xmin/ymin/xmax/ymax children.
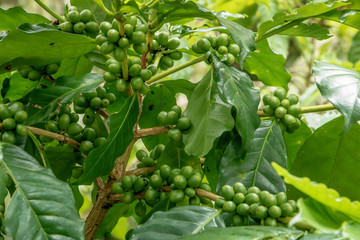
<box><xmin>146</xmin><ymin>55</ymin><xmax>206</xmax><ymax>84</ymax></box>
<box><xmin>134</xmin><ymin>126</ymin><xmax>169</xmax><ymax>138</ymax></box>
<box><xmin>258</xmin><ymin>103</ymin><xmax>336</xmax><ymax>117</ymax></box>
<box><xmin>255</xmin><ymin>19</ymin><xmax>304</xmax><ymax>42</ymax></box>
<box><xmin>34</xmin><ymin>0</ymin><xmax>66</xmax><ymax>23</ymax></box>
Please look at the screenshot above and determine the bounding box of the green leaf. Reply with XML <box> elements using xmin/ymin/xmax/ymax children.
<box><xmin>85</xmin><ymin>50</ymin><xmax>108</xmax><ymax>71</ymax></box>
<box><xmin>183</xmin><ymin>71</ymin><xmax>234</xmax><ymax>157</ymax></box>
<box><xmin>257</xmin><ymin>1</ymin><xmax>349</xmax><ymax>39</ymax></box>
<box><xmin>54</xmin><ymin>56</ymin><xmax>93</xmax><ymax>78</ymax></box>
<box><xmin>0</xmin><ymin>23</ymin><xmax>96</xmax><ymax>73</ymax></box>
<box><xmin>27</xmin><ymin>73</ymin><xmax>104</xmax><ymax>125</ymax></box>
<box><xmin>243</xmin><ymin>39</ymin><xmax>291</xmax><ymax>89</ymax></box>
<box><xmin>77</xmin><ymin>94</ymin><xmax>139</xmax><ymax>185</ymax></box>
<box><xmin>320</xmin><ymin>9</ymin><xmax>360</xmax><ymax>30</ymax></box>
<box><xmin>0</xmin><ymin>7</ymin><xmax>50</xmax><ymax>31</ymax></box>
<box><xmin>45</xmin><ymin>145</ymin><xmax>80</xmax><ymax>182</ymax></box>
<box><xmin>313</xmin><ymin>61</ymin><xmax>360</xmax><ymax>132</ymax></box>
<box><xmin>219</xmin><ymin>120</ymin><xmax>286</xmax><ymax>193</ymax></box>
<box><xmin>212</xmin><ymin>56</ymin><xmax>260</xmax><ymax>148</ymax></box>
<box><xmin>131</xmin><ymin>206</ymin><xmax>225</xmax><ymax>240</ymax></box>
<box><xmin>342</xmin><ymin>221</ymin><xmax>360</xmax><ymax>239</ymax></box>
<box><xmin>349</xmin><ymin>31</ymin><xmax>360</xmax><ymax>63</ymax></box>
<box><xmin>0</xmin><ymin>167</ymin><xmax>8</xmax><ymax>205</ymax></box>
<box><xmin>215</xmin><ymin>16</ymin><xmax>256</xmax><ymax>67</ymax></box>
<box><xmin>70</xmin><ymin>0</ymin><xmax>113</xmax><ymax>23</ymax></box>
<box><xmin>290</xmin><ymin>117</ymin><xmax>360</xmax><ymax>201</ymax></box>
<box><xmin>140</xmin><ymin>80</ymin><xmax>195</xmax><ymax>150</ymax></box>
<box><xmin>300</xmin><ymin>233</ymin><xmax>347</xmax><ymax>240</ymax></box>
<box><xmin>0</xmin><ymin>143</ymin><xmax>84</xmax><ymax>239</ymax></box>
<box><xmin>273</xmin><ymin>162</ymin><xmax>360</xmax><ymax>222</ymax></box>
<box><xmin>156</xmin><ymin>141</ymin><xmax>201</xmax><ymax>170</ymax></box>
<box><xmin>280</xmin><ymin>23</ymin><xmax>331</xmax><ymax>40</ymax></box>
<box><xmin>179</xmin><ymin>226</ymin><xmax>304</xmax><ymax>240</ymax></box>
<box><xmin>104</xmin><ymin>82</ymin><xmax>128</xmax><ymax>114</ymax></box>
<box><xmin>284</xmin><ymin>121</ymin><xmax>312</xmax><ymax>169</ymax></box>
<box><xmin>3</xmin><ymin>72</ymin><xmax>37</xmax><ymax>102</ymax></box>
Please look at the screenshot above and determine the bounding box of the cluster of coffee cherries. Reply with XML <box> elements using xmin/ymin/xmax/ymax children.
<box><xmin>157</xmin><ymin>105</ymin><xmax>192</xmax><ymax>142</ymax></box>
<box><xmin>262</xmin><ymin>88</ymin><xmax>302</xmax><ymax>133</ymax></box>
<box><xmin>0</xmin><ymin>102</ymin><xmax>28</xmax><ymax>144</ymax></box>
<box><xmin>150</xmin><ymin>32</ymin><xmax>183</xmax><ymax>71</ymax></box>
<box><xmin>18</xmin><ymin>63</ymin><xmax>59</xmax><ymax>81</ymax></box>
<box><xmin>112</xmin><ymin>164</ymin><xmax>210</xmax><ymax>217</ymax></box>
<box><xmin>135</xmin><ymin>144</ymin><xmax>165</xmax><ymax>169</ymax></box>
<box><xmin>74</xmin><ymin>87</ymin><xmax>116</xmax><ymax>125</ymax></box>
<box><xmin>215</xmin><ymin>183</ymin><xmax>297</xmax><ymax>226</ymax></box>
<box><xmin>59</xmin><ymin>6</ymin><xmax>98</xmax><ymax>35</ymax></box>
<box><xmin>192</xmin><ymin>33</ymin><xmax>240</xmax><ymax>65</ymax></box>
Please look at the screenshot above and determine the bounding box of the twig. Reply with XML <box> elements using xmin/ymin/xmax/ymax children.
<box><xmin>34</xmin><ymin>0</ymin><xmax>66</xmax><ymax>23</ymax></box>
<box><xmin>96</xmin><ymin>108</ymin><xmax>110</xmax><ymax>119</ymax></box>
<box><xmin>258</xmin><ymin>103</ymin><xmax>336</xmax><ymax>117</ymax></box>
<box><xmin>134</xmin><ymin>126</ymin><xmax>169</xmax><ymax>139</ymax></box>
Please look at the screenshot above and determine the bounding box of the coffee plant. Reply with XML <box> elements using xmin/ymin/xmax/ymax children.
<box><xmin>0</xmin><ymin>0</ymin><xmax>360</xmax><ymax>239</ymax></box>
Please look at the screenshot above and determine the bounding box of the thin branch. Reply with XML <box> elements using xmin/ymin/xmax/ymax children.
<box><xmin>96</xmin><ymin>108</ymin><xmax>110</xmax><ymax>119</ymax></box>
<box><xmin>95</xmin><ymin>177</ymin><xmax>105</xmax><ymax>191</ymax></box>
<box><xmin>258</xmin><ymin>103</ymin><xmax>336</xmax><ymax>117</ymax></box>
<box><xmin>134</xmin><ymin>126</ymin><xmax>169</xmax><ymax>139</ymax></box>
<box><xmin>34</xmin><ymin>0</ymin><xmax>66</xmax><ymax>23</ymax></box>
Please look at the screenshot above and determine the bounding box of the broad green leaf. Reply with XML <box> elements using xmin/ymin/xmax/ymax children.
<box><xmin>139</xmin><ymin>196</ymin><xmax>172</xmax><ymax>224</ymax></box>
<box><xmin>216</xmin><ymin>16</ymin><xmax>256</xmax><ymax>66</ymax></box>
<box><xmin>27</xmin><ymin>73</ymin><xmax>104</xmax><ymax>125</ymax></box>
<box><xmin>342</xmin><ymin>221</ymin><xmax>360</xmax><ymax>239</ymax></box>
<box><xmin>0</xmin><ymin>143</ymin><xmax>84</xmax><ymax>239</ymax></box>
<box><xmin>0</xmin><ymin>167</ymin><xmax>8</xmax><ymax>205</ymax></box>
<box><xmin>70</xmin><ymin>0</ymin><xmax>113</xmax><ymax>23</ymax></box>
<box><xmin>300</xmin><ymin>233</ymin><xmax>348</xmax><ymax>240</ymax></box>
<box><xmin>183</xmin><ymin>71</ymin><xmax>234</xmax><ymax>157</ymax></box>
<box><xmin>0</xmin><ymin>23</ymin><xmax>96</xmax><ymax>73</ymax></box>
<box><xmin>290</xmin><ymin>117</ymin><xmax>360</xmax><ymax>201</ymax></box>
<box><xmin>4</xmin><ymin>72</ymin><xmax>37</xmax><ymax>102</ymax></box>
<box><xmin>320</xmin><ymin>9</ymin><xmax>360</xmax><ymax>30</ymax></box>
<box><xmin>140</xmin><ymin>80</ymin><xmax>195</xmax><ymax>150</ymax></box>
<box><xmin>348</xmin><ymin>31</ymin><xmax>360</xmax><ymax>63</ymax></box>
<box><xmin>273</xmin><ymin>162</ymin><xmax>360</xmax><ymax>222</ymax></box>
<box><xmin>77</xmin><ymin>95</ymin><xmax>139</xmax><ymax>185</ymax></box>
<box><xmin>284</xmin><ymin>121</ymin><xmax>312</xmax><ymax>169</ymax></box>
<box><xmin>204</xmin><ymin>132</ymin><xmax>233</xmax><ymax>192</ymax></box>
<box><xmin>257</xmin><ymin>1</ymin><xmax>349</xmax><ymax>39</ymax></box>
<box><xmin>212</xmin><ymin>56</ymin><xmax>260</xmax><ymax>148</ymax></box>
<box><xmin>0</xmin><ymin>7</ymin><xmax>50</xmax><ymax>31</ymax></box>
<box><xmin>95</xmin><ymin>203</ymin><xmax>131</xmax><ymax>239</ymax></box>
<box><xmin>131</xmin><ymin>206</ymin><xmax>225</xmax><ymax>240</ymax></box>
<box><xmin>313</xmin><ymin>61</ymin><xmax>360</xmax><ymax>132</ymax></box>
<box><xmin>156</xmin><ymin>141</ymin><xmax>201</xmax><ymax>170</ymax></box>
<box><xmin>243</xmin><ymin>39</ymin><xmax>291</xmax><ymax>89</ymax></box>
<box><xmin>85</xmin><ymin>50</ymin><xmax>108</xmax><ymax>70</ymax></box>
<box><xmin>179</xmin><ymin>226</ymin><xmax>304</xmax><ymax>240</ymax></box>
<box><xmin>280</xmin><ymin>23</ymin><xmax>331</xmax><ymax>40</ymax></box>
<box><xmin>295</xmin><ymin>198</ymin><xmax>352</xmax><ymax>233</ymax></box>
<box><xmin>45</xmin><ymin>145</ymin><xmax>80</xmax><ymax>182</ymax></box>
<box><xmin>219</xmin><ymin>120</ymin><xmax>286</xmax><ymax>193</ymax></box>
<box><xmin>54</xmin><ymin>56</ymin><xmax>93</xmax><ymax>78</ymax></box>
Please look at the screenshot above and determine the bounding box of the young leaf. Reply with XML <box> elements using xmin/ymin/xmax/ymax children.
<box><xmin>76</xmin><ymin>94</ymin><xmax>139</xmax><ymax>185</ymax></box>
<box><xmin>212</xmin><ymin>56</ymin><xmax>260</xmax><ymax>148</ymax></box>
<box><xmin>3</xmin><ymin>72</ymin><xmax>37</xmax><ymax>102</ymax></box>
<box><xmin>218</xmin><ymin>120</ymin><xmax>287</xmax><ymax>194</ymax></box>
<box><xmin>313</xmin><ymin>61</ymin><xmax>360</xmax><ymax>132</ymax></box>
<box><xmin>0</xmin><ymin>23</ymin><xmax>96</xmax><ymax>73</ymax></box>
<box><xmin>54</xmin><ymin>56</ymin><xmax>94</xmax><ymax>78</ymax></box>
<box><xmin>183</xmin><ymin>71</ymin><xmax>234</xmax><ymax>157</ymax></box>
<box><xmin>0</xmin><ymin>6</ymin><xmax>50</xmax><ymax>31</ymax></box>
<box><xmin>320</xmin><ymin>9</ymin><xmax>360</xmax><ymax>30</ymax></box>
<box><xmin>273</xmin><ymin>162</ymin><xmax>360</xmax><ymax>222</ymax></box>
<box><xmin>0</xmin><ymin>143</ymin><xmax>84</xmax><ymax>239</ymax></box>
<box><xmin>179</xmin><ymin>226</ymin><xmax>304</xmax><ymax>240</ymax></box>
<box><xmin>279</xmin><ymin>23</ymin><xmax>331</xmax><ymax>40</ymax></box>
<box><xmin>290</xmin><ymin>117</ymin><xmax>360</xmax><ymax>201</ymax></box>
<box><xmin>243</xmin><ymin>39</ymin><xmax>291</xmax><ymax>89</ymax></box>
<box><xmin>131</xmin><ymin>206</ymin><xmax>225</xmax><ymax>240</ymax></box>
<box><xmin>140</xmin><ymin>80</ymin><xmax>195</xmax><ymax>150</ymax></box>
<box><xmin>27</xmin><ymin>73</ymin><xmax>104</xmax><ymax>125</ymax></box>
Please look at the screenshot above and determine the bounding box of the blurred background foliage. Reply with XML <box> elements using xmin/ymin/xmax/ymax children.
<box><xmin>1</xmin><ymin>0</ymin><xmax>359</xmax><ymax>239</ymax></box>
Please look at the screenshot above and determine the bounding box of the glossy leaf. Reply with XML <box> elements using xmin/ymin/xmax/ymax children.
<box><xmin>0</xmin><ymin>143</ymin><xmax>84</xmax><ymax>239</ymax></box>
<box><xmin>212</xmin><ymin>56</ymin><xmax>260</xmax><ymax>148</ymax></box>
<box><xmin>218</xmin><ymin>120</ymin><xmax>286</xmax><ymax>193</ymax></box>
<box><xmin>0</xmin><ymin>7</ymin><xmax>50</xmax><ymax>31</ymax></box>
<box><xmin>54</xmin><ymin>56</ymin><xmax>93</xmax><ymax>78</ymax></box>
<box><xmin>244</xmin><ymin>39</ymin><xmax>291</xmax><ymax>89</ymax></box>
<box><xmin>183</xmin><ymin>71</ymin><xmax>234</xmax><ymax>157</ymax></box>
<box><xmin>290</xmin><ymin>117</ymin><xmax>360</xmax><ymax>201</ymax></box>
<box><xmin>216</xmin><ymin>16</ymin><xmax>256</xmax><ymax>66</ymax></box>
<box><xmin>320</xmin><ymin>9</ymin><xmax>360</xmax><ymax>30</ymax></box>
<box><xmin>179</xmin><ymin>226</ymin><xmax>304</xmax><ymax>240</ymax></box>
<box><xmin>0</xmin><ymin>167</ymin><xmax>8</xmax><ymax>205</ymax></box>
<box><xmin>77</xmin><ymin>94</ymin><xmax>139</xmax><ymax>185</ymax></box>
<box><xmin>140</xmin><ymin>80</ymin><xmax>195</xmax><ymax>150</ymax></box>
<box><xmin>0</xmin><ymin>23</ymin><xmax>96</xmax><ymax>73</ymax></box>
<box><xmin>313</xmin><ymin>61</ymin><xmax>360</xmax><ymax>132</ymax></box>
<box><xmin>4</xmin><ymin>72</ymin><xmax>37</xmax><ymax>102</ymax></box>
<box><xmin>131</xmin><ymin>206</ymin><xmax>225</xmax><ymax>240</ymax></box>
<box><xmin>273</xmin><ymin>162</ymin><xmax>360</xmax><ymax>222</ymax></box>
<box><xmin>348</xmin><ymin>31</ymin><xmax>360</xmax><ymax>63</ymax></box>
<box><xmin>27</xmin><ymin>73</ymin><xmax>104</xmax><ymax>125</ymax></box>
<box><xmin>156</xmin><ymin>141</ymin><xmax>201</xmax><ymax>170</ymax></box>
<box><xmin>284</xmin><ymin>121</ymin><xmax>312</xmax><ymax>169</ymax></box>
<box><xmin>280</xmin><ymin>23</ymin><xmax>331</xmax><ymax>40</ymax></box>
<box><xmin>342</xmin><ymin>221</ymin><xmax>360</xmax><ymax>239</ymax></box>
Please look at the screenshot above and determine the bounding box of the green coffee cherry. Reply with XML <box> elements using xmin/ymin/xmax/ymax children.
<box><xmin>274</xmin><ymin>106</ymin><xmax>286</xmax><ymax>119</ymax></box>
<box><xmin>73</xmin><ymin>22</ymin><xmax>85</xmax><ymax>34</ymax></box>
<box><xmin>217</xmin><ymin>46</ymin><xmax>228</xmax><ymax>55</ymax></box>
<box><xmin>169</xmin><ymin>189</ymin><xmax>184</xmax><ymax>203</ymax></box>
<box><xmin>221</xmin><ymin>185</ymin><xmax>235</xmax><ymax>201</ymax></box>
<box><xmin>268</xmin><ymin>205</ymin><xmax>281</xmax><ymax>218</ymax></box>
<box><xmin>14</xmin><ymin>110</ymin><xmax>28</xmax><ymax>123</ymax></box>
<box><xmin>287</xmin><ymin>105</ymin><xmax>301</xmax><ymax>118</ymax></box>
<box><xmin>2</xmin><ymin>131</ymin><xmax>16</xmax><ymax>144</ymax></box>
<box><xmin>100</xmin><ymin>41</ymin><xmax>115</xmax><ymax>54</ymax></box>
<box><xmin>263</xmin><ymin>94</ymin><xmax>272</xmax><ymax>105</ymax></box>
<box><xmin>116</xmin><ymin>79</ymin><xmax>127</xmax><ymax>92</ymax></box>
<box><xmin>16</xmin><ymin>124</ymin><xmax>27</xmax><ymax>136</ymax></box>
<box><xmin>233</xmin><ymin>193</ymin><xmax>245</xmax><ymax>205</ymax></box>
<box><xmin>112</xmin><ymin>182</ymin><xmax>124</xmax><ymax>194</ymax></box>
<box><xmin>223</xmin><ymin>201</ymin><xmax>236</xmax><ymax>213</ymax></box>
<box><xmin>264</xmin><ymin>217</ymin><xmax>277</xmax><ymax>226</ymax></box>
<box><xmin>136</xmin><ymin>150</ymin><xmax>148</xmax><ymax>161</ymax></box>
<box><xmin>287</xmin><ymin>94</ymin><xmax>299</xmax><ymax>105</ymax></box>
<box><xmin>135</xmin><ymin>201</ymin><xmax>147</xmax><ymax>217</ymax></box>
<box><xmin>269</xmin><ymin>96</ymin><xmax>281</xmax><ymax>109</ymax></box>
<box><xmin>169</xmin><ymin>51</ymin><xmax>183</xmax><ymax>60</ymax></box>
<box><xmin>157</xmin><ymin>111</ymin><xmax>167</xmax><ymax>125</ymax></box>
<box><xmin>94</xmin><ymin>137</ymin><xmax>107</xmax><ymax>148</ymax></box>
<box><xmin>247</xmin><ymin>186</ymin><xmax>260</xmax><ymax>195</ymax></box>
<box><xmin>80</xmin><ymin>9</ymin><xmax>92</xmax><ymax>22</ymax></box>
<box><xmin>236</xmin><ymin>203</ymin><xmax>249</xmax><ymax>215</ymax></box>
<box><xmin>283</xmin><ymin>114</ymin><xmax>297</xmax><ymax>128</ymax></box>
<box><xmin>168</xmin><ymin>128</ymin><xmax>181</xmax><ymax>141</ymax></box>
<box><xmin>85</xmin><ymin>21</ymin><xmax>99</xmax><ymax>33</ymax></box>
<box><xmin>160</xmin><ymin>165</ymin><xmax>172</xmax><ymax>179</ymax></box>
<box><xmin>263</xmin><ymin>105</ymin><xmax>274</xmax><ymax>115</ymax></box>
<box><xmin>80</xmin><ymin>140</ymin><xmax>94</xmax><ymax>154</ymax></box>
<box><xmin>274</xmin><ymin>87</ymin><xmax>287</xmax><ymax>101</ymax></box>
<box><xmin>157</xmin><ymin>32</ymin><xmax>169</xmax><ymax>46</ymax></box>
<box><xmin>173</xmin><ymin>175</ymin><xmax>187</xmax><ymax>189</ymax></box>
<box><xmin>197</xmin><ymin>38</ymin><xmax>211</xmax><ymax>52</ymax></box>
<box><xmin>149</xmin><ymin>174</ymin><xmax>163</xmax><ymax>189</ymax></box>
<box><xmin>263</xmin><ymin>194</ymin><xmax>277</xmax><ymax>208</ymax></box>
<box><xmin>67</xmin><ymin>11</ymin><xmax>80</xmax><ymax>24</ymax></box>
<box><xmin>59</xmin><ymin>21</ymin><xmax>73</xmax><ymax>32</ymax></box>
<box><xmin>245</xmin><ymin>193</ymin><xmax>259</xmax><ymax>205</ymax></box>
<box><xmin>130</xmin><ymin>77</ymin><xmax>144</xmax><ymax>90</ymax></box>
<box><xmin>216</xmin><ymin>33</ymin><xmax>229</xmax><ymax>47</ymax></box>
<box><xmin>133</xmin><ymin>177</ymin><xmax>148</xmax><ymax>193</ymax></box>
<box><xmin>228</xmin><ymin>44</ymin><xmax>240</xmax><ymax>56</ymax></box>
<box><xmin>189</xmin><ymin>196</ymin><xmax>201</xmax><ymax>205</ymax></box>
<box><xmin>100</xmin><ymin>21</ymin><xmax>112</xmax><ymax>34</ymax></box>
<box><xmin>123</xmin><ymin>192</ymin><xmax>135</xmax><ymax>204</ymax></box>
<box><xmin>166</xmin><ymin>111</ymin><xmax>178</xmax><ymax>125</ymax></box>
<box><xmin>255</xmin><ymin>205</ymin><xmax>268</xmax><ymax>219</ymax></box>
